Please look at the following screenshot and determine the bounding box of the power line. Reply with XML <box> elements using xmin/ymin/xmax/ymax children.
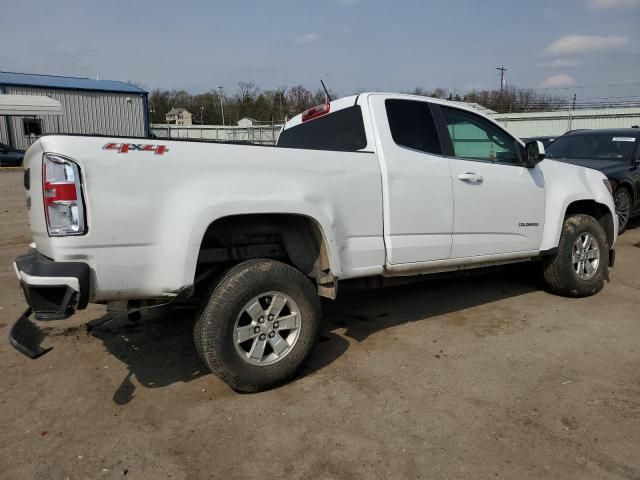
<box><xmin>571</xmin><ymin>95</ymin><xmax>640</xmax><ymax>100</ymax></box>
<box><xmin>518</xmin><ymin>99</ymin><xmax>640</xmax><ymax>104</ymax></box>
<box><xmin>494</xmin><ymin>104</ymin><xmax>640</xmax><ymax>109</ymax></box>
<box><xmin>505</xmin><ymin>99</ymin><xmax>640</xmax><ymax>105</ymax></box>
<box><xmin>535</xmin><ymin>80</ymin><xmax>640</xmax><ymax>91</ymax></box>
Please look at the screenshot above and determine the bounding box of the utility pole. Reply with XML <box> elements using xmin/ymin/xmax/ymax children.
<box><xmin>568</xmin><ymin>93</ymin><xmax>577</xmax><ymax>131</ymax></box>
<box><xmin>496</xmin><ymin>65</ymin><xmax>507</xmax><ymax>92</ymax></box>
<box><xmin>218</xmin><ymin>86</ymin><xmax>225</xmax><ymax>126</ymax></box>
<box><xmin>496</xmin><ymin>65</ymin><xmax>507</xmax><ymax>115</ymax></box>
<box><xmin>148</xmin><ymin>107</ymin><xmax>154</xmax><ymax>137</ymax></box>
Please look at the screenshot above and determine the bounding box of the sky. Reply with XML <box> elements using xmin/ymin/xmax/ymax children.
<box><xmin>1</xmin><ymin>0</ymin><xmax>639</xmax><ymax>101</ymax></box>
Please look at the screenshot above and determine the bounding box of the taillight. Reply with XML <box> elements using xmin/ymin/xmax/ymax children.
<box><xmin>301</xmin><ymin>102</ymin><xmax>330</xmax><ymax>122</ymax></box>
<box><xmin>42</xmin><ymin>154</ymin><xmax>86</xmax><ymax>236</ymax></box>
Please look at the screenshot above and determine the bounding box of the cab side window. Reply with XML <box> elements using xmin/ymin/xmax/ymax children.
<box><xmin>385</xmin><ymin>99</ymin><xmax>442</xmax><ymax>155</ymax></box>
<box><xmin>440</xmin><ymin>106</ymin><xmax>522</xmax><ymax>165</ymax></box>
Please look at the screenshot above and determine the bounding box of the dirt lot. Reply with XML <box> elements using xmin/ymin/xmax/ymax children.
<box><xmin>0</xmin><ymin>169</ymin><xmax>639</xmax><ymax>480</ymax></box>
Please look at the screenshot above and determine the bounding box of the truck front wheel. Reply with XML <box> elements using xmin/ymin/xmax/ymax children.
<box><xmin>194</xmin><ymin>259</ymin><xmax>321</xmax><ymax>392</ymax></box>
<box><xmin>543</xmin><ymin>214</ymin><xmax>609</xmax><ymax>297</ymax></box>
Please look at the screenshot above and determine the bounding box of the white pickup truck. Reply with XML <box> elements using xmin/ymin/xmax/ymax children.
<box><xmin>10</xmin><ymin>93</ymin><xmax>617</xmax><ymax>391</ymax></box>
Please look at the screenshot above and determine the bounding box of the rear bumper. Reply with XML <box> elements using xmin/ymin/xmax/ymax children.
<box><xmin>13</xmin><ymin>250</ymin><xmax>90</xmax><ymax>320</ymax></box>
<box><xmin>9</xmin><ymin>308</ymin><xmax>52</xmax><ymax>359</ymax></box>
<box><xmin>9</xmin><ymin>251</ymin><xmax>90</xmax><ymax>358</ymax></box>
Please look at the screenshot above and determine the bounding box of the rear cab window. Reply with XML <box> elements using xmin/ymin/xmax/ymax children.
<box><xmin>277</xmin><ymin>105</ymin><xmax>367</xmax><ymax>151</ymax></box>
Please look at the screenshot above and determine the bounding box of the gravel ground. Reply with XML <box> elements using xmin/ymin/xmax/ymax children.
<box><xmin>1</xmin><ymin>169</ymin><xmax>639</xmax><ymax>480</ymax></box>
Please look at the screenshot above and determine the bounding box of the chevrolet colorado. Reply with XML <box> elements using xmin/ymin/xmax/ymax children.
<box><xmin>10</xmin><ymin>93</ymin><xmax>617</xmax><ymax>391</ymax></box>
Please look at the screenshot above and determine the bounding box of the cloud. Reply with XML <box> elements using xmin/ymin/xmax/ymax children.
<box><xmin>587</xmin><ymin>0</ymin><xmax>640</xmax><ymax>8</ymax></box>
<box><xmin>540</xmin><ymin>74</ymin><xmax>577</xmax><ymax>88</ymax></box>
<box><xmin>538</xmin><ymin>58</ymin><xmax>582</xmax><ymax>68</ymax></box>
<box><xmin>294</xmin><ymin>33</ymin><xmax>321</xmax><ymax>44</ymax></box>
<box><xmin>545</xmin><ymin>35</ymin><xmax>629</xmax><ymax>55</ymax></box>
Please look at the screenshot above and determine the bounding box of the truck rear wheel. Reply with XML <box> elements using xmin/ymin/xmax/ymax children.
<box><xmin>542</xmin><ymin>214</ymin><xmax>608</xmax><ymax>297</ymax></box>
<box><xmin>194</xmin><ymin>259</ymin><xmax>321</xmax><ymax>392</ymax></box>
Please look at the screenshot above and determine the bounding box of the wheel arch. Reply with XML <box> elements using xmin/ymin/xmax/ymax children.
<box><xmin>564</xmin><ymin>200</ymin><xmax>615</xmax><ymax>248</ymax></box>
<box><xmin>189</xmin><ymin>212</ymin><xmax>340</xmax><ymax>298</ymax></box>
<box><xmin>615</xmin><ymin>180</ymin><xmax>636</xmax><ymax>204</ymax></box>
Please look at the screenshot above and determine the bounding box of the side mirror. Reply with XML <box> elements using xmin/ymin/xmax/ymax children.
<box><xmin>525</xmin><ymin>140</ymin><xmax>545</xmax><ymax>167</ymax></box>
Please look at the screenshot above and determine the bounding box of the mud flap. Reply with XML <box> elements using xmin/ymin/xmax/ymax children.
<box><xmin>9</xmin><ymin>308</ymin><xmax>52</xmax><ymax>359</ymax></box>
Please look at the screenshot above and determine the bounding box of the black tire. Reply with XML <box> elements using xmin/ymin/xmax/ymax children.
<box><xmin>543</xmin><ymin>214</ymin><xmax>609</xmax><ymax>297</ymax></box>
<box><xmin>613</xmin><ymin>187</ymin><xmax>632</xmax><ymax>234</ymax></box>
<box><xmin>194</xmin><ymin>259</ymin><xmax>321</xmax><ymax>392</ymax></box>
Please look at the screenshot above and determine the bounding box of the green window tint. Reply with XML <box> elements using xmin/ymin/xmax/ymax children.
<box><xmin>441</xmin><ymin>107</ymin><xmax>521</xmax><ymax>165</ymax></box>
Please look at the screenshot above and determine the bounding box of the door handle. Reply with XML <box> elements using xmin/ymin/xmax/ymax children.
<box><xmin>457</xmin><ymin>172</ymin><xmax>483</xmax><ymax>184</ymax></box>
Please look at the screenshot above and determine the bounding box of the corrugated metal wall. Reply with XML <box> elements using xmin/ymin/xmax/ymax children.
<box><xmin>0</xmin><ymin>116</ymin><xmax>8</xmax><ymax>145</ymax></box>
<box><xmin>3</xmin><ymin>87</ymin><xmax>146</xmax><ymax>150</ymax></box>
<box><xmin>492</xmin><ymin>108</ymin><xmax>640</xmax><ymax>138</ymax></box>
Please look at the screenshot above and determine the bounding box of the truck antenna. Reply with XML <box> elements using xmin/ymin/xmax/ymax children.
<box><xmin>320</xmin><ymin>79</ymin><xmax>331</xmax><ymax>103</ymax></box>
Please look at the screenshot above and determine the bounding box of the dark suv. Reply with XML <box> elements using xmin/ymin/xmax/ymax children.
<box><xmin>521</xmin><ymin>136</ymin><xmax>557</xmax><ymax>148</ymax></box>
<box><xmin>545</xmin><ymin>128</ymin><xmax>640</xmax><ymax>232</ymax></box>
<box><xmin>0</xmin><ymin>142</ymin><xmax>24</xmax><ymax>167</ymax></box>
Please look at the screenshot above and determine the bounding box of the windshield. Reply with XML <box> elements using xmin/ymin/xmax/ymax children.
<box><xmin>546</xmin><ymin>134</ymin><xmax>637</xmax><ymax>161</ymax></box>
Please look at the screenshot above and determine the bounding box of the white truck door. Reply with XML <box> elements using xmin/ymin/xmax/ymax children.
<box><xmin>436</xmin><ymin>105</ymin><xmax>545</xmax><ymax>258</ymax></box>
<box><xmin>369</xmin><ymin>96</ymin><xmax>453</xmax><ymax>264</ymax></box>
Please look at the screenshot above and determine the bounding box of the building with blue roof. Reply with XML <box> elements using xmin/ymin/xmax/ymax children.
<box><xmin>0</xmin><ymin>71</ymin><xmax>149</xmax><ymax>150</ymax></box>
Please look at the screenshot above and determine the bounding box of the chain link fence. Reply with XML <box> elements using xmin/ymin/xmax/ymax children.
<box><xmin>151</xmin><ymin>123</ymin><xmax>283</xmax><ymax>145</ymax></box>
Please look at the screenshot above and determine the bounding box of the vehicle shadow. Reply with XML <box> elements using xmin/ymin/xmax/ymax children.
<box><xmin>87</xmin><ymin>307</ymin><xmax>206</xmax><ymax>405</ymax></box>
<box><xmin>90</xmin><ymin>264</ymin><xmax>542</xmax><ymax>403</ymax></box>
<box><xmin>625</xmin><ymin>217</ymin><xmax>640</xmax><ymax>231</ymax></box>
<box><xmin>89</xmin><ymin>305</ymin><xmax>350</xmax><ymax>404</ymax></box>
<box><xmin>297</xmin><ymin>264</ymin><xmax>541</xmax><ymax>380</ymax></box>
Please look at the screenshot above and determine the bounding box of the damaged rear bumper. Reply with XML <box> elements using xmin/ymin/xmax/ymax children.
<box><xmin>9</xmin><ymin>250</ymin><xmax>90</xmax><ymax>358</ymax></box>
<box><xmin>14</xmin><ymin>250</ymin><xmax>90</xmax><ymax>320</ymax></box>
<box><xmin>9</xmin><ymin>308</ymin><xmax>52</xmax><ymax>359</ymax></box>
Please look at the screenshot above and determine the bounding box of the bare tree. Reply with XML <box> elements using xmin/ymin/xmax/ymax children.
<box><xmin>286</xmin><ymin>85</ymin><xmax>314</xmax><ymax>115</ymax></box>
<box><xmin>238</xmin><ymin>81</ymin><xmax>259</xmax><ymax>104</ymax></box>
<box><xmin>148</xmin><ymin>81</ymin><xmax>570</xmax><ymax>127</ymax></box>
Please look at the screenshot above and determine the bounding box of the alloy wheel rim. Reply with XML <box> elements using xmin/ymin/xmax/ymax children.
<box><xmin>614</xmin><ymin>190</ymin><xmax>630</xmax><ymax>229</ymax></box>
<box><xmin>571</xmin><ymin>233</ymin><xmax>600</xmax><ymax>280</ymax></box>
<box><xmin>233</xmin><ymin>291</ymin><xmax>301</xmax><ymax>366</ymax></box>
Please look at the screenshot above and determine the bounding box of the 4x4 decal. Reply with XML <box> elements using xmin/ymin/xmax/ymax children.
<box><xmin>103</xmin><ymin>143</ymin><xmax>169</xmax><ymax>155</ymax></box>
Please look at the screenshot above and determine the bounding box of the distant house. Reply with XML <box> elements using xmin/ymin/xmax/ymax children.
<box><xmin>166</xmin><ymin>107</ymin><xmax>192</xmax><ymax>125</ymax></box>
<box><xmin>237</xmin><ymin>117</ymin><xmax>258</xmax><ymax>128</ymax></box>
